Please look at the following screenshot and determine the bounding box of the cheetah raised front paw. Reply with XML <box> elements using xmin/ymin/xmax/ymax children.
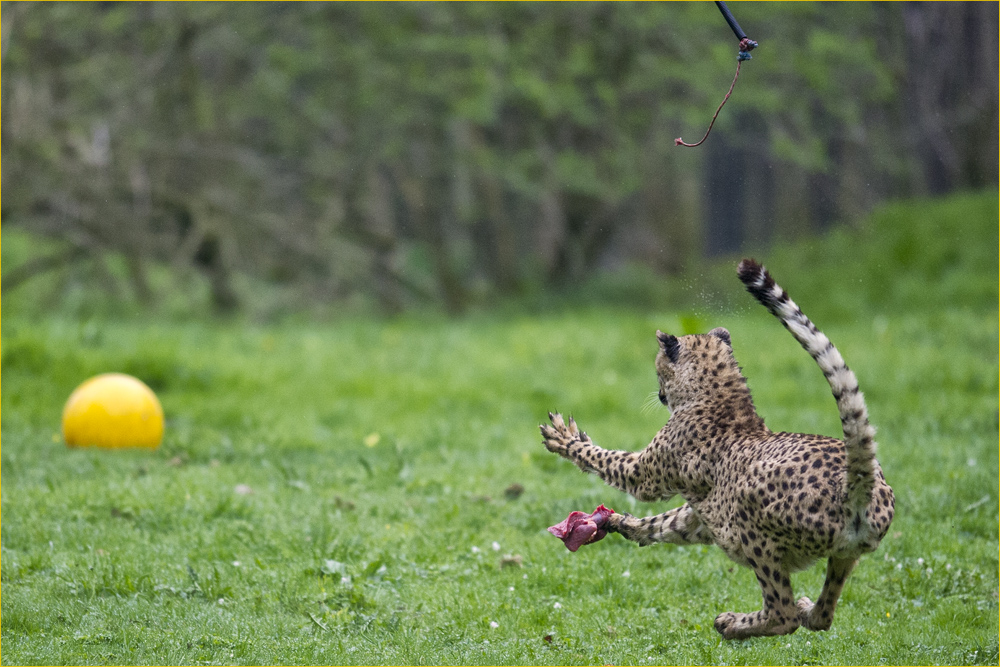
<box><xmin>540</xmin><ymin>412</ymin><xmax>588</xmax><ymax>459</ymax></box>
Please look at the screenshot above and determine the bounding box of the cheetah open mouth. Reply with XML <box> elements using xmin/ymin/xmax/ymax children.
<box><xmin>548</xmin><ymin>504</ymin><xmax>615</xmax><ymax>552</ymax></box>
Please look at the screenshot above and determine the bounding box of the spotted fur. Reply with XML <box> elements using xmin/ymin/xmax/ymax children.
<box><xmin>737</xmin><ymin>258</ymin><xmax>878</xmax><ymax>526</ymax></box>
<box><xmin>541</xmin><ymin>258</ymin><xmax>894</xmax><ymax>639</ymax></box>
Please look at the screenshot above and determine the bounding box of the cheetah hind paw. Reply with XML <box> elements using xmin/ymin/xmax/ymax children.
<box><xmin>713</xmin><ymin>612</ymin><xmax>744</xmax><ymax>639</ymax></box>
<box><xmin>796</xmin><ymin>597</ymin><xmax>832</xmax><ymax>631</ymax></box>
<box><xmin>714</xmin><ymin>610</ymin><xmax>801</xmax><ymax>639</ymax></box>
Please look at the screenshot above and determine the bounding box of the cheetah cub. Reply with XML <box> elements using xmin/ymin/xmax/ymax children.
<box><xmin>541</xmin><ymin>258</ymin><xmax>894</xmax><ymax>639</ymax></box>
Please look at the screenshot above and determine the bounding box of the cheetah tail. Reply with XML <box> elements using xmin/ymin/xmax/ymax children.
<box><xmin>736</xmin><ymin>258</ymin><xmax>877</xmax><ymax>512</ymax></box>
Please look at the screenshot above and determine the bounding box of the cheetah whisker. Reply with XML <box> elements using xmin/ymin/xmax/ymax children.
<box><xmin>640</xmin><ymin>390</ymin><xmax>663</xmax><ymax>415</ymax></box>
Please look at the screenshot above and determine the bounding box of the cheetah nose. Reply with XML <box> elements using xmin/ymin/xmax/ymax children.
<box><xmin>658</xmin><ymin>391</ymin><xmax>668</xmax><ymax>405</ymax></box>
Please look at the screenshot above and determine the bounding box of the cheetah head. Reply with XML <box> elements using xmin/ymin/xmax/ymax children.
<box><xmin>655</xmin><ymin>327</ymin><xmax>736</xmax><ymax>411</ymax></box>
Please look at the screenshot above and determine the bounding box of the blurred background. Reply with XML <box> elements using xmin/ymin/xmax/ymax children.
<box><xmin>2</xmin><ymin>2</ymin><xmax>997</xmax><ymax>318</ymax></box>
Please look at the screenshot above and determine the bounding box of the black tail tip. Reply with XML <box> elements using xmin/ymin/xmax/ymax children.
<box><xmin>737</xmin><ymin>257</ymin><xmax>765</xmax><ymax>285</ymax></box>
<box><xmin>737</xmin><ymin>257</ymin><xmax>780</xmax><ymax>304</ymax></box>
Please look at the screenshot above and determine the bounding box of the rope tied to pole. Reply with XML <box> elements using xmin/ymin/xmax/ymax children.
<box><xmin>675</xmin><ymin>2</ymin><xmax>758</xmax><ymax>148</ymax></box>
<box><xmin>738</xmin><ymin>37</ymin><xmax>758</xmax><ymax>61</ymax></box>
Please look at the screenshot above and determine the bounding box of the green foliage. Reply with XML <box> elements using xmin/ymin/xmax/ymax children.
<box><xmin>751</xmin><ymin>190</ymin><xmax>999</xmax><ymax>320</ymax></box>
<box><xmin>511</xmin><ymin>189</ymin><xmax>998</xmax><ymax>320</ymax></box>
<box><xmin>10</xmin><ymin>2</ymin><xmax>976</xmax><ymax>313</ymax></box>
<box><xmin>2</xmin><ymin>192</ymin><xmax>997</xmax><ymax>664</ymax></box>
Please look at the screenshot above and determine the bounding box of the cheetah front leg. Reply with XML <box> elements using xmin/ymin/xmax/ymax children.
<box><xmin>541</xmin><ymin>412</ymin><xmax>657</xmax><ymax>501</ymax></box>
<box><xmin>606</xmin><ymin>504</ymin><xmax>714</xmax><ymax>547</ymax></box>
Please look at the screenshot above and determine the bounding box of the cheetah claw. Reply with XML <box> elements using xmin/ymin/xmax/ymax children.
<box><xmin>541</xmin><ymin>411</ymin><xmax>581</xmax><ymax>457</ymax></box>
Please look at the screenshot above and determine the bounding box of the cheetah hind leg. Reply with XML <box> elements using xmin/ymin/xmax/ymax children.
<box><xmin>714</xmin><ymin>560</ymin><xmax>801</xmax><ymax>639</ymax></box>
<box><xmin>796</xmin><ymin>556</ymin><xmax>858</xmax><ymax>631</ymax></box>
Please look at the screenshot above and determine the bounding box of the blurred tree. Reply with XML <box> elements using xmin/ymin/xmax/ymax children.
<box><xmin>2</xmin><ymin>2</ymin><xmax>995</xmax><ymax>314</ymax></box>
<box><xmin>900</xmin><ymin>2</ymin><xmax>999</xmax><ymax>193</ymax></box>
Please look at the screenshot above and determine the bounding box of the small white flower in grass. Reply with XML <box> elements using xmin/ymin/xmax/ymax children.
<box><xmin>232</xmin><ymin>561</ymin><xmax>241</xmax><ymax>567</ymax></box>
<box><xmin>523</xmin><ymin>574</ymin><xmax>528</xmax><ymax>579</ymax></box>
<box><xmin>806</xmin><ymin>641</ymin><xmax>811</xmax><ymax>646</ymax></box>
<box><xmin>786</xmin><ymin>643</ymin><xmax>792</xmax><ymax>648</ymax></box>
<box><xmin>490</xmin><ymin>621</ymin><xmax>499</xmax><ymax>629</ymax></box>
<box><xmin>471</xmin><ymin>546</ymin><xmax>481</xmax><ymax>554</ymax></box>
<box><xmin>553</xmin><ymin>602</ymin><xmax>562</xmax><ymax>609</ymax></box>
<box><xmin>946</xmin><ymin>563</ymin><xmax>952</xmax><ymax>570</ymax></box>
<box><xmin>622</xmin><ymin>570</ymin><xmax>631</xmax><ymax>578</ymax></box>
<box><xmin>896</xmin><ymin>563</ymin><xmax>902</xmax><ymax>570</ymax></box>
<box><xmin>509</xmin><ymin>586</ymin><xmax>515</xmax><ymax>592</ymax></box>
<box><xmin>917</xmin><ymin>557</ymin><xmax>924</xmax><ymax>565</ymax></box>
<box><xmin>492</xmin><ymin>541</ymin><xmax>501</xmax><ymax>551</ymax></box>
<box><xmin>926</xmin><ymin>568</ymin><xmax>933</xmax><ymax>576</ymax></box>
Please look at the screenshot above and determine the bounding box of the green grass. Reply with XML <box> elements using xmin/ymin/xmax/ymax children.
<box><xmin>2</xmin><ymin>191</ymin><xmax>998</xmax><ymax>665</ymax></box>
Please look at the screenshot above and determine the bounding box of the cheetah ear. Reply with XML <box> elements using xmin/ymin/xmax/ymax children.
<box><xmin>708</xmin><ymin>327</ymin><xmax>731</xmax><ymax>347</ymax></box>
<box><xmin>656</xmin><ymin>330</ymin><xmax>680</xmax><ymax>363</ymax></box>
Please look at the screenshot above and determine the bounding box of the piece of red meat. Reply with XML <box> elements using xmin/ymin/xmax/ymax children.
<box><xmin>548</xmin><ymin>504</ymin><xmax>615</xmax><ymax>552</ymax></box>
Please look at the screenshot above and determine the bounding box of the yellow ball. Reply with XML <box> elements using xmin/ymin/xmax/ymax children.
<box><xmin>62</xmin><ymin>373</ymin><xmax>164</xmax><ymax>449</ymax></box>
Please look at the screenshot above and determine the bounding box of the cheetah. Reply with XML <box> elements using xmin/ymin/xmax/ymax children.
<box><xmin>541</xmin><ymin>258</ymin><xmax>894</xmax><ymax>639</ymax></box>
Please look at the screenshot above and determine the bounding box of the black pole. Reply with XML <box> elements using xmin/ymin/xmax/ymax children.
<box><xmin>715</xmin><ymin>1</ymin><xmax>748</xmax><ymax>42</ymax></box>
<box><xmin>675</xmin><ymin>0</ymin><xmax>759</xmax><ymax>147</ymax></box>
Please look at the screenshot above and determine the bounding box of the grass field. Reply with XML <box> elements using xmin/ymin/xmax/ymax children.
<box><xmin>2</xmin><ymin>191</ymin><xmax>998</xmax><ymax>665</ymax></box>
